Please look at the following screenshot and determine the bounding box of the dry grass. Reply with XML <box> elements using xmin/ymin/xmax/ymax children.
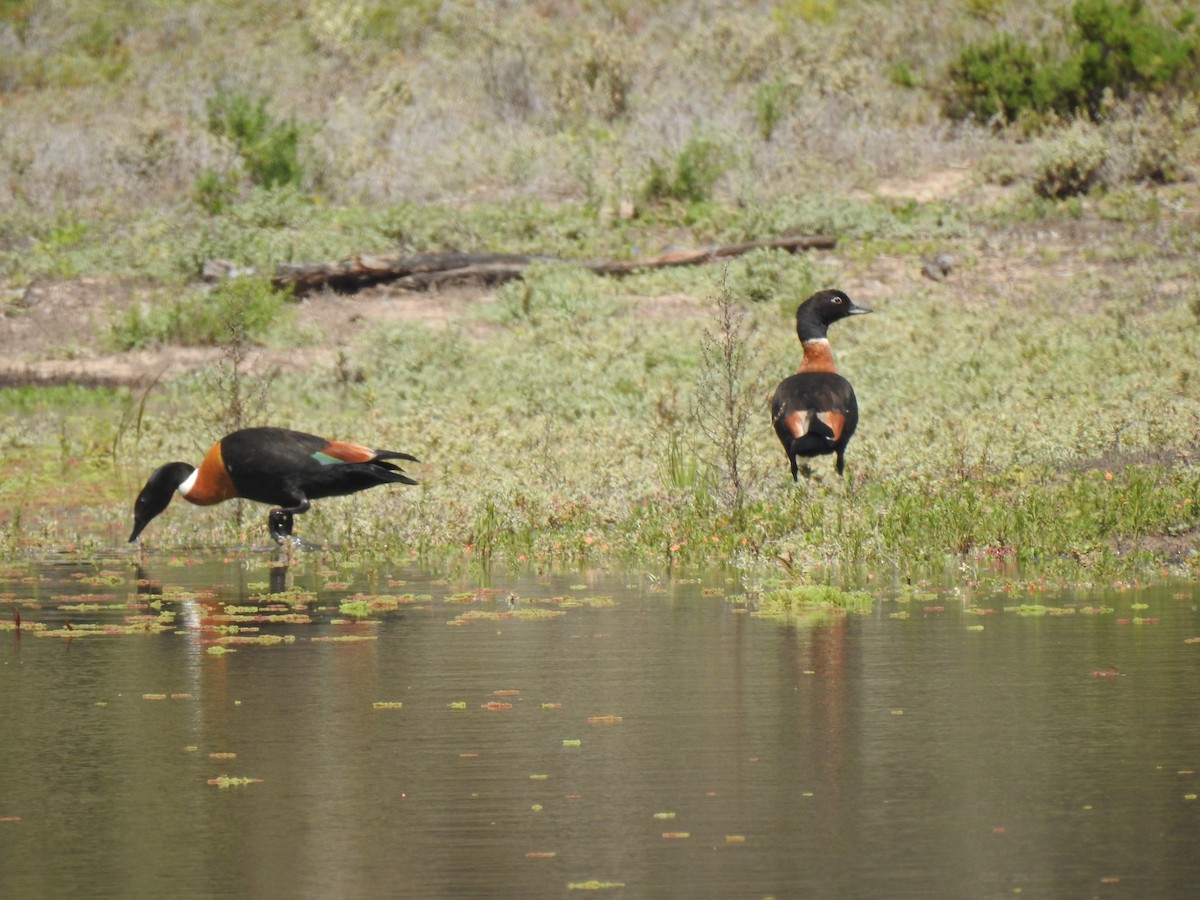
<box><xmin>0</xmin><ymin>0</ymin><xmax>1086</xmax><ymax>217</ymax></box>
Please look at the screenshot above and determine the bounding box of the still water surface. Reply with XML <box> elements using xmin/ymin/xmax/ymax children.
<box><xmin>2</xmin><ymin>556</ymin><xmax>1199</xmax><ymax>898</ymax></box>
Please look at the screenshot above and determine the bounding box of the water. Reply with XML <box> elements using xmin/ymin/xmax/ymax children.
<box><xmin>2</xmin><ymin>556</ymin><xmax>1199</xmax><ymax>898</ymax></box>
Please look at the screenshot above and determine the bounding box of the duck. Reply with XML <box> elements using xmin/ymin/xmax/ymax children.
<box><xmin>129</xmin><ymin>427</ymin><xmax>418</xmax><ymax>543</ymax></box>
<box><xmin>770</xmin><ymin>289</ymin><xmax>871</xmax><ymax>481</ymax></box>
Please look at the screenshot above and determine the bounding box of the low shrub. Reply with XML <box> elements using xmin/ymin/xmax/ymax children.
<box><xmin>205</xmin><ymin>88</ymin><xmax>305</xmax><ymax>190</ymax></box>
<box><xmin>642</xmin><ymin>136</ymin><xmax>729</xmax><ymax>206</ymax></box>
<box><xmin>108</xmin><ymin>278</ymin><xmax>290</xmax><ymax>350</ymax></box>
<box><xmin>942</xmin><ymin>0</ymin><xmax>1200</xmax><ymax>124</ymax></box>
<box><xmin>1032</xmin><ymin>120</ymin><xmax>1108</xmax><ymax>198</ymax></box>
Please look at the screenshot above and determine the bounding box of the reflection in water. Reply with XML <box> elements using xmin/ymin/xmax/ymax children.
<box><xmin>269</xmin><ymin>561</ymin><xmax>289</xmax><ymax>595</ymax></box>
<box><xmin>1</xmin><ymin>558</ymin><xmax>1199</xmax><ymax>898</ymax></box>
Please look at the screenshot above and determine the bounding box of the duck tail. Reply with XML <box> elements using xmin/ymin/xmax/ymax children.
<box><xmin>789</xmin><ymin>413</ymin><xmax>836</xmax><ymax>457</ymax></box>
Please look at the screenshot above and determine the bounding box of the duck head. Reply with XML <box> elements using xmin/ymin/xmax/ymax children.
<box><xmin>129</xmin><ymin>462</ymin><xmax>195</xmax><ymax>542</ymax></box>
<box><xmin>795</xmin><ymin>289</ymin><xmax>872</xmax><ymax>342</ymax></box>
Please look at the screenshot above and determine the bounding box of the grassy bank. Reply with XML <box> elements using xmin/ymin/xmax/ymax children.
<box><xmin>4</xmin><ymin>221</ymin><xmax>1200</xmax><ymax>586</ymax></box>
<box><xmin>2</xmin><ymin>1</ymin><xmax>1199</xmax><ymax>588</ymax></box>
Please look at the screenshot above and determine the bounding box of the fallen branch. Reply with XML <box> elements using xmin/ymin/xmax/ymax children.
<box><xmin>269</xmin><ymin>235</ymin><xmax>836</xmax><ymax>296</ymax></box>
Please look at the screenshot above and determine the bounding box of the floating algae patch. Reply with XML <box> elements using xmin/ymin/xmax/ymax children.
<box><xmin>207</xmin><ymin>775</ymin><xmax>262</xmax><ymax>788</ymax></box>
<box><xmin>448</xmin><ymin>608</ymin><xmax>568</xmax><ymax>625</ymax></box>
<box><xmin>36</xmin><ymin>619</ymin><xmax>174</xmax><ymax>637</ymax></box>
<box><xmin>214</xmin><ymin>634</ymin><xmax>296</xmax><ymax>646</ymax></box>
<box><xmin>0</xmin><ymin>620</ymin><xmax>46</xmax><ymax>633</ymax></box>
<box><xmin>1004</xmin><ymin>604</ymin><xmax>1078</xmax><ymax>616</ymax></box>
<box><xmin>340</xmin><ymin>593</ymin><xmax>404</xmax><ymax>615</ymax></box>
<box><xmin>338</xmin><ymin>599</ymin><xmax>374</xmax><ymax>618</ymax></box>
<box><xmin>568</xmin><ymin>881</ymin><xmax>626</xmax><ymax>891</ymax></box>
<box><xmin>118</xmin><ymin>617</ymin><xmax>175</xmax><ymax>634</ymax></box>
<box><xmin>211</xmin><ymin>612</ymin><xmax>313</xmax><ymax>625</ymax></box>
<box><xmin>76</xmin><ymin>572</ymin><xmax>124</xmax><ymax>586</ymax></box>
<box><xmin>541</xmin><ymin>593</ymin><xmax>618</xmax><ymax>608</ymax></box>
<box><xmin>248</xmin><ymin>587</ymin><xmax>318</xmax><ymax>607</ymax></box>
<box><xmin>737</xmin><ymin>581</ymin><xmax>873</xmax><ymax>620</ymax></box>
<box><xmin>577</xmin><ymin>595</ymin><xmax>616</xmax><ymax>608</ymax></box>
<box><xmin>53</xmin><ymin>592</ymin><xmax>128</xmax><ymax>604</ymax></box>
<box><xmin>162</xmin><ymin>588</ymin><xmax>219</xmax><ymax>603</ymax></box>
<box><xmin>310</xmin><ymin>635</ymin><xmax>378</xmax><ymax>642</ymax></box>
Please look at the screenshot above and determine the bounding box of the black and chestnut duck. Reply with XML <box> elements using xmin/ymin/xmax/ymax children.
<box><xmin>129</xmin><ymin>427</ymin><xmax>418</xmax><ymax>543</ymax></box>
<box><xmin>770</xmin><ymin>289</ymin><xmax>871</xmax><ymax>480</ymax></box>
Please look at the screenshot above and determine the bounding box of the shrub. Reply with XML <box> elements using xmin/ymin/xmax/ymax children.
<box><xmin>1100</xmin><ymin>95</ymin><xmax>1191</xmax><ymax>184</ymax></box>
<box><xmin>642</xmin><ymin>136</ymin><xmax>728</xmax><ymax>205</ymax></box>
<box><xmin>554</xmin><ymin>29</ymin><xmax>633</xmax><ymax>123</ymax></box>
<box><xmin>941</xmin><ymin>33</ymin><xmax>1049</xmax><ymax>123</ymax></box>
<box><xmin>205</xmin><ymin>88</ymin><xmax>304</xmax><ymax>189</ymax></box>
<box><xmin>694</xmin><ymin>278</ymin><xmax>768</xmax><ymax>513</ymax></box>
<box><xmin>108</xmin><ymin>278</ymin><xmax>290</xmax><ymax>350</ymax></box>
<box><xmin>1032</xmin><ymin>120</ymin><xmax>1108</xmax><ymax>199</ymax></box>
<box><xmin>942</xmin><ymin>0</ymin><xmax>1200</xmax><ymax>123</ymax></box>
<box><xmin>1070</xmin><ymin>0</ymin><xmax>1199</xmax><ymax>115</ymax></box>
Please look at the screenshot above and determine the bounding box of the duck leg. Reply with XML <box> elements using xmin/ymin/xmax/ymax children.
<box><xmin>268</xmin><ymin>510</ymin><xmax>294</xmax><ymax>543</ymax></box>
<box><xmin>268</xmin><ymin>497</ymin><xmax>311</xmax><ymax>544</ymax></box>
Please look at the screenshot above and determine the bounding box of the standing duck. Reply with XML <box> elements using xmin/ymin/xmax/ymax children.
<box><xmin>770</xmin><ymin>289</ymin><xmax>871</xmax><ymax>480</ymax></box>
<box><xmin>129</xmin><ymin>427</ymin><xmax>418</xmax><ymax>543</ymax></box>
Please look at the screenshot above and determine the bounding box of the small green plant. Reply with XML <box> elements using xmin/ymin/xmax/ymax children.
<box><xmin>642</xmin><ymin>136</ymin><xmax>728</xmax><ymax>206</ymax></box>
<box><xmin>886</xmin><ymin>62</ymin><xmax>917</xmax><ymax>90</ymax></box>
<box><xmin>205</xmin><ymin>88</ymin><xmax>304</xmax><ymax>189</ymax></box>
<box><xmin>108</xmin><ymin>278</ymin><xmax>289</xmax><ymax>350</ymax></box>
<box><xmin>753</xmin><ymin>82</ymin><xmax>793</xmax><ymax>142</ymax></box>
<box><xmin>771</xmin><ymin>0</ymin><xmax>838</xmax><ymax>30</ymax></box>
<box><xmin>194</xmin><ymin>168</ymin><xmax>240</xmax><ymax>214</ymax></box>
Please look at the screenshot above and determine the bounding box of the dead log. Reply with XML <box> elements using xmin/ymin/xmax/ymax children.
<box><xmin>269</xmin><ymin>235</ymin><xmax>836</xmax><ymax>296</ymax></box>
<box><xmin>272</xmin><ymin>252</ymin><xmax>542</xmax><ymax>295</ymax></box>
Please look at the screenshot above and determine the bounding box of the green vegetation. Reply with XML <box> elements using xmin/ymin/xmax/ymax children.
<box><xmin>1</xmin><ymin>1</ymin><xmax>1199</xmax><ymax>591</ymax></box>
<box><xmin>204</xmin><ymin>88</ymin><xmax>306</xmax><ymax>192</ymax></box>
<box><xmin>642</xmin><ymin>136</ymin><xmax>729</xmax><ymax>207</ymax></box>
<box><xmin>108</xmin><ymin>278</ymin><xmax>291</xmax><ymax>350</ymax></box>
<box><xmin>736</xmin><ymin>582</ymin><xmax>874</xmax><ymax>620</ymax></box>
<box><xmin>942</xmin><ymin>0</ymin><xmax>1200</xmax><ymax>124</ymax></box>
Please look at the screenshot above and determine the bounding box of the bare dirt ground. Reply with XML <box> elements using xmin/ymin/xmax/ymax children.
<box><xmin>0</xmin><ymin>278</ymin><xmax>502</xmax><ymax>387</ymax></box>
